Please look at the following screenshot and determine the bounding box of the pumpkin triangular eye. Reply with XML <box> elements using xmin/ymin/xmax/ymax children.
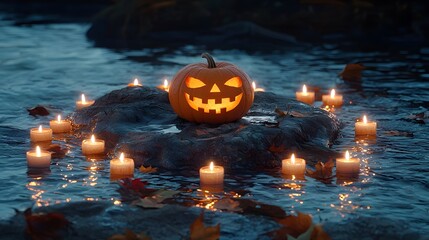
<box><xmin>186</xmin><ymin>77</ymin><xmax>206</xmax><ymax>88</ymax></box>
<box><xmin>224</xmin><ymin>77</ymin><xmax>242</xmax><ymax>88</ymax></box>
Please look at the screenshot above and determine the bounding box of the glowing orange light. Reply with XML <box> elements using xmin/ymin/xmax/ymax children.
<box><xmin>252</xmin><ymin>81</ymin><xmax>256</xmax><ymax>91</ymax></box>
<box><xmin>38</xmin><ymin>125</ymin><xmax>42</xmax><ymax>132</ymax></box>
<box><xmin>209</xmin><ymin>161</ymin><xmax>214</xmax><ymax>171</ymax></box>
<box><xmin>164</xmin><ymin>79</ymin><xmax>168</xmax><ymax>89</ymax></box>
<box><xmin>363</xmin><ymin>115</ymin><xmax>367</xmax><ymax>124</ymax></box>
<box><xmin>345</xmin><ymin>150</ymin><xmax>350</xmax><ymax>161</ymax></box>
<box><xmin>330</xmin><ymin>89</ymin><xmax>336</xmax><ymax>99</ymax></box>
<box><xmin>119</xmin><ymin>153</ymin><xmax>124</xmax><ymax>163</ymax></box>
<box><xmin>57</xmin><ymin>115</ymin><xmax>61</xmax><ymax>122</ymax></box>
<box><xmin>302</xmin><ymin>85</ymin><xmax>307</xmax><ymax>94</ymax></box>
<box><xmin>36</xmin><ymin>146</ymin><xmax>41</xmax><ymax>157</ymax></box>
<box><xmin>291</xmin><ymin>154</ymin><xmax>296</xmax><ymax>164</ymax></box>
<box><xmin>81</xmin><ymin>94</ymin><xmax>86</xmax><ymax>104</ymax></box>
<box><xmin>133</xmin><ymin>78</ymin><xmax>139</xmax><ymax>86</ymax></box>
<box><xmin>91</xmin><ymin>134</ymin><xmax>95</xmax><ymax>143</ymax></box>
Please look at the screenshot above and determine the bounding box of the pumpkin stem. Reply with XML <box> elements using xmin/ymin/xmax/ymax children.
<box><xmin>201</xmin><ymin>52</ymin><xmax>217</xmax><ymax>68</ymax></box>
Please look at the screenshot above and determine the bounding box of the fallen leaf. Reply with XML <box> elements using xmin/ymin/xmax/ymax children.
<box><xmin>269</xmin><ymin>212</ymin><xmax>331</xmax><ymax>240</ymax></box>
<box><xmin>109</xmin><ymin>229</ymin><xmax>151</xmax><ymax>240</ymax></box>
<box><xmin>135</xmin><ymin>189</ymin><xmax>180</xmax><ymax>209</ymax></box>
<box><xmin>384</xmin><ymin>130</ymin><xmax>413</xmax><ymax>137</ymax></box>
<box><xmin>306</xmin><ymin>160</ymin><xmax>334</xmax><ymax>183</ymax></box>
<box><xmin>135</xmin><ymin>198</ymin><xmax>165</xmax><ymax>209</ymax></box>
<box><xmin>27</xmin><ymin>106</ymin><xmax>50</xmax><ymax>116</ymax></box>
<box><xmin>213</xmin><ymin>198</ymin><xmax>242</xmax><ymax>212</ymax></box>
<box><xmin>338</xmin><ymin>63</ymin><xmax>365</xmax><ymax>81</ymax></box>
<box><xmin>24</xmin><ymin>208</ymin><xmax>70</xmax><ymax>240</ymax></box>
<box><xmin>118</xmin><ymin>178</ymin><xmax>157</xmax><ymax>201</ymax></box>
<box><xmin>46</xmin><ymin>144</ymin><xmax>67</xmax><ymax>158</ymax></box>
<box><xmin>404</xmin><ymin>112</ymin><xmax>426</xmax><ymax>124</ymax></box>
<box><xmin>234</xmin><ymin>198</ymin><xmax>287</xmax><ymax>218</ymax></box>
<box><xmin>139</xmin><ymin>165</ymin><xmax>157</xmax><ymax>174</ymax></box>
<box><xmin>190</xmin><ymin>211</ymin><xmax>220</xmax><ymax>240</ymax></box>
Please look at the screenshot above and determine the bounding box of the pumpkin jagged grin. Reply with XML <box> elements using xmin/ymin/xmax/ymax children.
<box><xmin>185</xmin><ymin>93</ymin><xmax>243</xmax><ymax>114</ymax></box>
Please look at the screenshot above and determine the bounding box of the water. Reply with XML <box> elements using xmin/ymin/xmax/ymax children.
<box><xmin>1</xmin><ymin>15</ymin><xmax>429</xmax><ymax>237</ymax></box>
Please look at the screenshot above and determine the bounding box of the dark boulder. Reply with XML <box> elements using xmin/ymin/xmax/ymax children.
<box><xmin>72</xmin><ymin>86</ymin><xmax>340</xmax><ymax>169</ymax></box>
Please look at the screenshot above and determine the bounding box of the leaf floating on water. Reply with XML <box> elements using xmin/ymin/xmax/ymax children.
<box><xmin>46</xmin><ymin>144</ymin><xmax>67</xmax><ymax>158</ymax></box>
<box><xmin>234</xmin><ymin>198</ymin><xmax>287</xmax><ymax>218</ymax></box>
<box><xmin>27</xmin><ymin>105</ymin><xmax>50</xmax><ymax>116</ymax></box>
<box><xmin>190</xmin><ymin>211</ymin><xmax>220</xmax><ymax>240</ymax></box>
<box><xmin>405</xmin><ymin>112</ymin><xmax>427</xmax><ymax>124</ymax></box>
<box><xmin>269</xmin><ymin>212</ymin><xmax>331</xmax><ymax>240</ymax></box>
<box><xmin>135</xmin><ymin>189</ymin><xmax>180</xmax><ymax>209</ymax></box>
<box><xmin>306</xmin><ymin>160</ymin><xmax>334</xmax><ymax>183</ymax></box>
<box><xmin>213</xmin><ymin>198</ymin><xmax>242</xmax><ymax>212</ymax></box>
<box><xmin>118</xmin><ymin>178</ymin><xmax>157</xmax><ymax>200</ymax></box>
<box><xmin>24</xmin><ymin>208</ymin><xmax>70</xmax><ymax>240</ymax></box>
<box><xmin>139</xmin><ymin>165</ymin><xmax>158</xmax><ymax>174</ymax></box>
<box><xmin>338</xmin><ymin>63</ymin><xmax>365</xmax><ymax>81</ymax></box>
<box><xmin>384</xmin><ymin>130</ymin><xmax>414</xmax><ymax>137</ymax></box>
<box><xmin>108</xmin><ymin>229</ymin><xmax>151</xmax><ymax>240</ymax></box>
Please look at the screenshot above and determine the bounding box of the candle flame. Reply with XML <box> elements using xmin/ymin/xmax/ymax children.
<box><xmin>209</xmin><ymin>161</ymin><xmax>214</xmax><ymax>171</ymax></box>
<box><xmin>330</xmin><ymin>89</ymin><xmax>335</xmax><ymax>98</ymax></box>
<box><xmin>363</xmin><ymin>115</ymin><xmax>367</xmax><ymax>124</ymax></box>
<box><xmin>252</xmin><ymin>81</ymin><xmax>256</xmax><ymax>91</ymax></box>
<box><xmin>119</xmin><ymin>152</ymin><xmax>124</xmax><ymax>162</ymax></box>
<box><xmin>291</xmin><ymin>154</ymin><xmax>295</xmax><ymax>164</ymax></box>
<box><xmin>81</xmin><ymin>94</ymin><xmax>86</xmax><ymax>104</ymax></box>
<box><xmin>38</xmin><ymin>125</ymin><xmax>42</xmax><ymax>132</ymax></box>
<box><xmin>91</xmin><ymin>134</ymin><xmax>95</xmax><ymax>143</ymax></box>
<box><xmin>303</xmin><ymin>84</ymin><xmax>307</xmax><ymax>94</ymax></box>
<box><xmin>134</xmin><ymin>78</ymin><xmax>139</xmax><ymax>86</ymax></box>
<box><xmin>36</xmin><ymin>146</ymin><xmax>41</xmax><ymax>157</ymax></box>
<box><xmin>57</xmin><ymin>115</ymin><xmax>61</xmax><ymax>122</ymax></box>
<box><xmin>164</xmin><ymin>79</ymin><xmax>168</xmax><ymax>89</ymax></box>
<box><xmin>345</xmin><ymin>150</ymin><xmax>350</xmax><ymax>160</ymax></box>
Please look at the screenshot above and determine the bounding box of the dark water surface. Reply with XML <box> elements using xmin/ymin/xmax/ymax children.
<box><xmin>1</xmin><ymin>16</ymin><xmax>429</xmax><ymax>238</ymax></box>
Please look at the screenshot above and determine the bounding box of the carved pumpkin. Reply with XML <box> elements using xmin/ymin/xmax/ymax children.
<box><xmin>168</xmin><ymin>53</ymin><xmax>254</xmax><ymax>124</ymax></box>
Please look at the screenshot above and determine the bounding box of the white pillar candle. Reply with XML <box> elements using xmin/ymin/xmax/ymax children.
<box><xmin>355</xmin><ymin>115</ymin><xmax>377</xmax><ymax>136</ymax></box>
<box><xmin>82</xmin><ymin>134</ymin><xmax>105</xmax><ymax>155</ymax></box>
<box><xmin>296</xmin><ymin>84</ymin><xmax>315</xmax><ymax>105</ymax></box>
<box><xmin>76</xmin><ymin>94</ymin><xmax>95</xmax><ymax>110</ymax></box>
<box><xmin>26</xmin><ymin>146</ymin><xmax>51</xmax><ymax>168</ymax></box>
<box><xmin>49</xmin><ymin>115</ymin><xmax>72</xmax><ymax>133</ymax></box>
<box><xmin>128</xmin><ymin>78</ymin><xmax>142</xmax><ymax>87</ymax></box>
<box><xmin>30</xmin><ymin>125</ymin><xmax>52</xmax><ymax>142</ymax></box>
<box><xmin>281</xmin><ymin>154</ymin><xmax>306</xmax><ymax>176</ymax></box>
<box><xmin>252</xmin><ymin>81</ymin><xmax>265</xmax><ymax>92</ymax></box>
<box><xmin>110</xmin><ymin>153</ymin><xmax>134</xmax><ymax>179</ymax></box>
<box><xmin>322</xmin><ymin>89</ymin><xmax>343</xmax><ymax>107</ymax></box>
<box><xmin>336</xmin><ymin>151</ymin><xmax>360</xmax><ymax>176</ymax></box>
<box><xmin>200</xmin><ymin>162</ymin><xmax>224</xmax><ymax>185</ymax></box>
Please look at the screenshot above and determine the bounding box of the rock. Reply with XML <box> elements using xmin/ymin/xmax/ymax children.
<box><xmin>72</xmin><ymin>86</ymin><xmax>340</xmax><ymax>169</ymax></box>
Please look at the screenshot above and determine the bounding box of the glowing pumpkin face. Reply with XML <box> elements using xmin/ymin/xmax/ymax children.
<box><xmin>169</xmin><ymin>53</ymin><xmax>254</xmax><ymax>124</ymax></box>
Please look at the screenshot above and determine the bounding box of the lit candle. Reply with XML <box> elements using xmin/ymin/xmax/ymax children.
<box><xmin>128</xmin><ymin>78</ymin><xmax>142</xmax><ymax>87</ymax></box>
<box><xmin>252</xmin><ymin>81</ymin><xmax>265</xmax><ymax>92</ymax></box>
<box><xmin>281</xmin><ymin>154</ymin><xmax>306</xmax><ymax>176</ymax></box>
<box><xmin>200</xmin><ymin>162</ymin><xmax>224</xmax><ymax>185</ymax></box>
<box><xmin>110</xmin><ymin>153</ymin><xmax>134</xmax><ymax>179</ymax></box>
<box><xmin>26</xmin><ymin>146</ymin><xmax>51</xmax><ymax>168</ymax></box>
<box><xmin>322</xmin><ymin>89</ymin><xmax>343</xmax><ymax>107</ymax></box>
<box><xmin>82</xmin><ymin>134</ymin><xmax>105</xmax><ymax>155</ymax></box>
<box><xmin>30</xmin><ymin>125</ymin><xmax>52</xmax><ymax>142</ymax></box>
<box><xmin>163</xmin><ymin>79</ymin><xmax>169</xmax><ymax>92</ymax></box>
<box><xmin>355</xmin><ymin>115</ymin><xmax>377</xmax><ymax>136</ymax></box>
<box><xmin>76</xmin><ymin>94</ymin><xmax>95</xmax><ymax>110</ymax></box>
<box><xmin>295</xmin><ymin>84</ymin><xmax>315</xmax><ymax>105</ymax></box>
<box><xmin>336</xmin><ymin>150</ymin><xmax>360</xmax><ymax>176</ymax></box>
<box><xmin>49</xmin><ymin>115</ymin><xmax>72</xmax><ymax>133</ymax></box>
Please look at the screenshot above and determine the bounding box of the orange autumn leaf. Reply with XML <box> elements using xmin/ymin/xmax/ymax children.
<box><xmin>24</xmin><ymin>208</ymin><xmax>70</xmax><ymax>240</ymax></box>
<box><xmin>338</xmin><ymin>63</ymin><xmax>365</xmax><ymax>81</ymax></box>
<box><xmin>270</xmin><ymin>212</ymin><xmax>331</xmax><ymax>240</ymax></box>
<box><xmin>306</xmin><ymin>160</ymin><xmax>334</xmax><ymax>182</ymax></box>
<box><xmin>139</xmin><ymin>165</ymin><xmax>157</xmax><ymax>174</ymax></box>
<box><xmin>190</xmin><ymin>211</ymin><xmax>220</xmax><ymax>240</ymax></box>
<box><xmin>108</xmin><ymin>229</ymin><xmax>151</xmax><ymax>240</ymax></box>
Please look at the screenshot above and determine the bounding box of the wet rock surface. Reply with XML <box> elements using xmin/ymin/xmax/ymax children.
<box><xmin>73</xmin><ymin>86</ymin><xmax>340</xmax><ymax>169</ymax></box>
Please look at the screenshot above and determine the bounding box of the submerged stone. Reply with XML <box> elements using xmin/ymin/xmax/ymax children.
<box><xmin>72</xmin><ymin>87</ymin><xmax>340</xmax><ymax>169</ymax></box>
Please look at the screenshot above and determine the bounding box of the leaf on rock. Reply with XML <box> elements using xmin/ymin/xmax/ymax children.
<box><xmin>190</xmin><ymin>211</ymin><xmax>220</xmax><ymax>240</ymax></box>
<box><xmin>108</xmin><ymin>229</ymin><xmax>151</xmax><ymax>240</ymax></box>
<box><xmin>27</xmin><ymin>106</ymin><xmax>50</xmax><ymax>116</ymax></box>
<box><xmin>24</xmin><ymin>208</ymin><xmax>70</xmax><ymax>240</ymax></box>
<box><xmin>269</xmin><ymin>212</ymin><xmax>331</xmax><ymax>240</ymax></box>
<box><xmin>339</xmin><ymin>63</ymin><xmax>365</xmax><ymax>81</ymax></box>
<box><xmin>213</xmin><ymin>198</ymin><xmax>242</xmax><ymax>212</ymax></box>
<box><xmin>306</xmin><ymin>160</ymin><xmax>334</xmax><ymax>182</ymax></box>
<box><xmin>139</xmin><ymin>165</ymin><xmax>157</xmax><ymax>174</ymax></box>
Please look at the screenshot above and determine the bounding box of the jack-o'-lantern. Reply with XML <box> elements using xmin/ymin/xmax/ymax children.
<box><xmin>168</xmin><ymin>53</ymin><xmax>254</xmax><ymax>124</ymax></box>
